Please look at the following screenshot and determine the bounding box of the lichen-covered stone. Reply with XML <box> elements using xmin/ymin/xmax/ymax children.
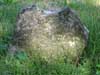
<box><xmin>13</xmin><ymin>5</ymin><xmax>89</xmax><ymax>63</ymax></box>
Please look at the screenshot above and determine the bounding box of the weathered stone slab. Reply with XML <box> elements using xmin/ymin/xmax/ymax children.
<box><xmin>12</xmin><ymin>5</ymin><xmax>89</xmax><ymax>63</ymax></box>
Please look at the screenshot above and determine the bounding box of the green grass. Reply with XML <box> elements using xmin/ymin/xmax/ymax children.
<box><xmin>0</xmin><ymin>0</ymin><xmax>100</xmax><ymax>75</ymax></box>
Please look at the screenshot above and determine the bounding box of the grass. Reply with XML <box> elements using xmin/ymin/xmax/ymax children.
<box><xmin>0</xmin><ymin>0</ymin><xmax>100</xmax><ymax>75</ymax></box>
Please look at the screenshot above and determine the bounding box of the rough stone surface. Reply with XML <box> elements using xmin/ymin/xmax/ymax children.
<box><xmin>12</xmin><ymin>5</ymin><xmax>89</xmax><ymax>62</ymax></box>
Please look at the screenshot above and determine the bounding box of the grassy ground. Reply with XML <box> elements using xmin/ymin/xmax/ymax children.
<box><xmin>0</xmin><ymin>0</ymin><xmax>100</xmax><ymax>75</ymax></box>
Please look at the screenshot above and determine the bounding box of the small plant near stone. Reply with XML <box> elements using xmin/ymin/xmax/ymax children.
<box><xmin>96</xmin><ymin>64</ymin><xmax>100</xmax><ymax>75</ymax></box>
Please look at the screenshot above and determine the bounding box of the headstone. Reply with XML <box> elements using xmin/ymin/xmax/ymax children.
<box><xmin>12</xmin><ymin>5</ymin><xmax>89</xmax><ymax>63</ymax></box>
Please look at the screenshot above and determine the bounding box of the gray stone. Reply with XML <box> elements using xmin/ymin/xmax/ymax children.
<box><xmin>13</xmin><ymin>5</ymin><xmax>89</xmax><ymax>63</ymax></box>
